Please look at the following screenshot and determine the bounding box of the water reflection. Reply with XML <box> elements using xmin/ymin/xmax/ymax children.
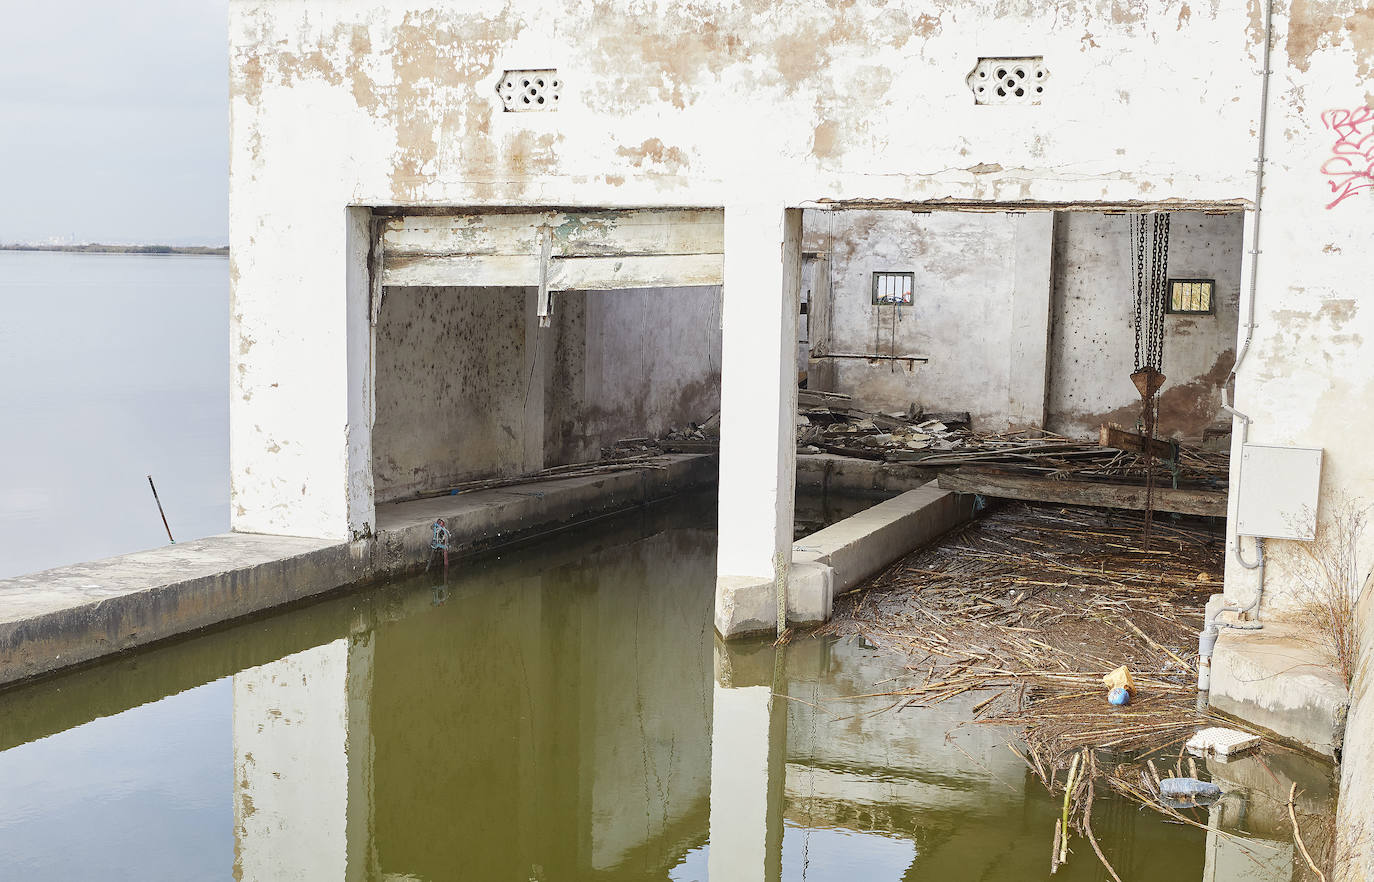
<box><xmin>0</xmin><ymin>496</ymin><xmax>1336</xmax><ymax>881</ymax></box>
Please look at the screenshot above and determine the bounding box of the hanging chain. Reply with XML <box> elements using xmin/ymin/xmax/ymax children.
<box><xmin>1132</xmin><ymin>215</ymin><xmax>1145</xmax><ymax>371</ymax></box>
<box><xmin>1140</xmin><ymin>212</ymin><xmax>1170</xmax><ymax>544</ymax></box>
<box><xmin>1147</xmin><ymin>213</ymin><xmax>1170</xmax><ymax>371</ymax></box>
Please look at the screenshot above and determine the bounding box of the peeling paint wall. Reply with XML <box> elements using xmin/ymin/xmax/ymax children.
<box><xmin>1046</xmin><ymin>211</ymin><xmax>1243</xmax><ymax>441</ymax></box>
<box><xmin>228</xmin><ymin>0</ymin><xmax>1374</xmax><ymax>614</ymax></box>
<box><xmin>229</xmin><ymin>0</ymin><xmax>1264</xmax><ymax>537</ymax></box>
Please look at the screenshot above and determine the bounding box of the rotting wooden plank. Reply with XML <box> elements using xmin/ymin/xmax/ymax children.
<box><xmin>1099</xmin><ymin>424</ymin><xmax>1176</xmax><ymax>460</ymax></box>
<box><xmin>937</xmin><ymin>470</ymin><xmax>1227</xmax><ymax>517</ymax></box>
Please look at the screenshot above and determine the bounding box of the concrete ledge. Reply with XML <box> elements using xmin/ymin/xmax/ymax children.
<box><xmin>715</xmin><ymin>481</ymin><xmax>974</xmax><ymax>640</ymax></box>
<box><xmin>794</xmin><ymin>481</ymin><xmax>976</xmax><ymax>593</ymax></box>
<box><xmin>0</xmin><ymin>454</ymin><xmax>715</xmax><ymax>686</ymax></box>
<box><xmin>1208</xmin><ymin>615</ymin><xmax>1350</xmax><ymax>759</ymax></box>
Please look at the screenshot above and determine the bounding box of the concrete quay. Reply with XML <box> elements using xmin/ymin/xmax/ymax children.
<box><xmin>0</xmin><ymin>454</ymin><xmax>715</xmax><ymax>687</ymax></box>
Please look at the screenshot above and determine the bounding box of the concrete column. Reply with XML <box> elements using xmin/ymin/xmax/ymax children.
<box><xmin>1006</xmin><ymin>212</ymin><xmax>1056</xmax><ymax>431</ymax></box>
<box><xmin>715</xmin><ymin>205</ymin><xmax>803</xmax><ymax>638</ymax></box>
<box><xmin>345</xmin><ymin>207</ymin><xmax>377</xmax><ymax>539</ymax></box>
<box><xmin>708</xmin><ymin>641</ymin><xmax>786</xmax><ymax>882</ymax></box>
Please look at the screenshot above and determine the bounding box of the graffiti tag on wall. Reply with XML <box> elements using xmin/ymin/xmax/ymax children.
<box><xmin>1321</xmin><ymin>107</ymin><xmax>1374</xmax><ymax>209</ymax></box>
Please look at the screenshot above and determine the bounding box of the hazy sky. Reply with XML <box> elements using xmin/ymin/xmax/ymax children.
<box><xmin>0</xmin><ymin>1</ymin><xmax>228</xmax><ymax>245</ymax></box>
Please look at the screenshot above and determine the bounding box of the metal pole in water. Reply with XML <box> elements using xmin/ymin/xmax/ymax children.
<box><xmin>147</xmin><ymin>475</ymin><xmax>175</xmax><ymax>544</ymax></box>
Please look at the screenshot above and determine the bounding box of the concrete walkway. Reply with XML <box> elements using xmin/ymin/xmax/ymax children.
<box><xmin>0</xmin><ymin>454</ymin><xmax>714</xmax><ymax>686</ymax></box>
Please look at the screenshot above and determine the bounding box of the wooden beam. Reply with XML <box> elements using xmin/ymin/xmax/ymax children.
<box><xmin>1098</xmin><ymin>424</ymin><xmax>1176</xmax><ymax>460</ymax></box>
<box><xmin>937</xmin><ymin>470</ymin><xmax>1227</xmax><ymax>517</ymax></box>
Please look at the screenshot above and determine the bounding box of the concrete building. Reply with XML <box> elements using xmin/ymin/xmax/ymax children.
<box><xmin>222</xmin><ymin>0</ymin><xmax>1374</xmax><ymax>874</ymax></box>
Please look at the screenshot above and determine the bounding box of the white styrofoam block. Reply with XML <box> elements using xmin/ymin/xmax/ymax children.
<box><xmin>1235</xmin><ymin>444</ymin><xmax>1323</xmax><ymax>540</ymax></box>
<box><xmin>1187</xmin><ymin>727</ymin><xmax>1262</xmax><ymax>758</ymax></box>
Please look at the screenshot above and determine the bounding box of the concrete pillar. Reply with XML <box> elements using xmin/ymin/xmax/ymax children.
<box><xmin>1007</xmin><ymin>212</ymin><xmax>1056</xmax><ymax>431</ymax></box>
<box><xmin>345</xmin><ymin>207</ymin><xmax>377</xmax><ymax>540</ymax></box>
<box><xmin>715</xmin><ymin>205</ymin><xmax>803</xmax><ymax>638</ymax></box>
<box><xmin>708</xmin><ymin>641</ymin><xmax>786</xmax><ymax>882</ymax></box>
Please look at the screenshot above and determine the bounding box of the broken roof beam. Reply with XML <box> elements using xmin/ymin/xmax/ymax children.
<box><xmin>937</xmin><ymin>470</ymin><xmax>1227</xmax><ymax>517</ymax></box>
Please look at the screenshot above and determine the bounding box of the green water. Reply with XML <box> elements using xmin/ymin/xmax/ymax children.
<box><xmin>0</xmin><ymin>494</ymin><xmax>1333</xmax><ymax>880</ymax></box>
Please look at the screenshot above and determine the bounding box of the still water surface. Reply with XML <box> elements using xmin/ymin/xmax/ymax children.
<box><xmin>0</xmin><ymin>250</ymin><xmax>229</xmax><ymax>578</ymax></box>
<box><xmin>0</xmin><ymin>495</ymin><xmax>1323</xmax><ymax>881</ymax></box>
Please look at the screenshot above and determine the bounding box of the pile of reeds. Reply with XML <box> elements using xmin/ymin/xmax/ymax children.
<box><xmin>814</xmin><ymin>501</ymin><xmax>1253</xmax><ymax>876</ymax></box>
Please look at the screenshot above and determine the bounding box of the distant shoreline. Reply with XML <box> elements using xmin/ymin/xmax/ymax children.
<box><xmin>0</xmin><ymin>243</ymin><xmax>229</xmax><ymax>256</ymax></box>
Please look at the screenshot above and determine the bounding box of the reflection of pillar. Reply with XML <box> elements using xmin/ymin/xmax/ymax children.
<box><xmin>708</xmin><ymin>640</ymin><xmax>785</xmax><ymax>882</ymax></box>
<box><xmin>233</xmin><ymin>635</ymin><xmax>374</xmax><ymax>881</ymax></box>
<box><xmin>1201</xmin><ymin>789</ymin><xmax>1291</xmax><ymax>882</ymax></box>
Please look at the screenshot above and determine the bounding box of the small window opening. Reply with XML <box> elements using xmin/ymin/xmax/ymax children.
<box><xmin>1166</xmin><ymin>278</ymin><xmax>1215</xmax><ymax>314</ymax></box>
<box><xmin>872</xmin><ymin>271</ymin><xmax>914</xmax><ymax>305</ymax></box>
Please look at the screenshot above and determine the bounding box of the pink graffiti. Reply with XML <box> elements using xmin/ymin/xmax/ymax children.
<box><xmin>1321</xmin><ymin>107</ymin><xmax>1374</xmax><ymax>209</ymax></box>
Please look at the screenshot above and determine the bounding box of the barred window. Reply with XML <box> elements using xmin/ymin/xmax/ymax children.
<box><xmin>1167</xmin><ymin>279</ymin><xmax>1215</xmax><ymax>314</ymax></box>
<box><xmin>872</xmin><ymin>271</ymin><xmax>914</xmax><ymax>305</ymax></box>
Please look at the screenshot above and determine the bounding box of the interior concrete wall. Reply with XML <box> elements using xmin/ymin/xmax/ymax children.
<box><xmin>1046</xmin><ymin>211</ymin><xmax>1243</xmax><ymax>441</ymax></box>
<box><xmin>806</xmin><ymin>209</ymin><xmax>1241</xmax><ymax>438</ymax></box>
<box><xmin>373</xmin><ymin>286</ymin><xmax>531</xmax><ymax>502</ymax></box>
<box><xmin>546</xmin><ymin>286</ymin><xmax>721</xmax><ymax>465</ymax></box>
<box><xmin>373</xmin><ymin>284</ymin><xmax>720</xmax><ymax>502</ymax></box>
<box><xmin>801</xmin><ymin>209</ymin><xmax>1048</xmax><ymax>429</ymax></box>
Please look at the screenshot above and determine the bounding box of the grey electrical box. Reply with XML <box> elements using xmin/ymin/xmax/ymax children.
<box><xmin>1235</xmin><ymin>444</ymin><xmax>1323</xmax><ymax>540</ymax></box>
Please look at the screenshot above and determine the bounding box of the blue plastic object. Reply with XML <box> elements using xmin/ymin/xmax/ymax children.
<box><xmin>1107</xmin><ymin>686</ymin><xmax>1132</xmax><ymax>706</ymax></box>
<box><xmin>1159</xmin><ymin>777</ymin><xmax>1222</xmax><ymax>808</ymax></box>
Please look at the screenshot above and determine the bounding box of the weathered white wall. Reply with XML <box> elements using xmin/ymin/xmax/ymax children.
<box><xmin>228</xmin><ymin>0</ymin><xmax>1374</xmax><ymax>620</ymax></box>
<box><xmin>1046</xmin><ymin>211</ymin><xmax>1243</xmax><ymax>440</ymax></box>
<box><xmin>1219</xmin><ymin>1</ymin><xmax>1374</xmax><ymax>623</ymax></box>
<box><xmin>371</xmin><ymin>284</ymin><xmax>720</xmax><ymax>502</ymax></box>
<box><xmin>229</xmin><ymin>0</ymin><xmax>1264</xmax><ymax>540</ymax></box>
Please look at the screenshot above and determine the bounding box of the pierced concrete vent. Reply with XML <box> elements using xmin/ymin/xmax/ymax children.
<box><xmin>498</xmin><ymin>70</ymin><xmax>560</xmax><ymax>111</ymax></box>
<box><xmin>966</xmin><ymin>58</ymin><xmax>1048</xmax><ymax>105</ymax></box>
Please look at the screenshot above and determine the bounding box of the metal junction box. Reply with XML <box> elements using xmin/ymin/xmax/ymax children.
<box><xmin>1235</xmin><ymin>444</ymin><xmax>1324</xmax><ymax>540</ymax></box>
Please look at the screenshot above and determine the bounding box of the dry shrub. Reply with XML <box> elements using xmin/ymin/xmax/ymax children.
<box><xmin>1290</xmin><ymin>496</ymin><xmax>1371</xmax><ymax>688</ymax></box>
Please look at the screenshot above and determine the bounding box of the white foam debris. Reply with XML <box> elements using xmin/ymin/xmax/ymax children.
<box><xmin>1186</xmin><ymin>727</ymin><xmax>1261</xmax><ymax>758</ymax></box>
